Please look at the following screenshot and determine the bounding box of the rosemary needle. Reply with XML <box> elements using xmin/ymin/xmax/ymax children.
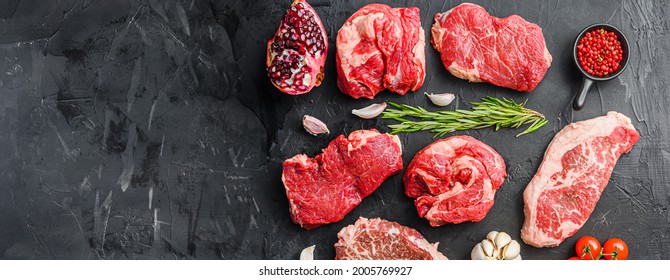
<box><xmin>382</xmin><ymin>97</ymin><xmax>548</xmax><ymax>137</ymax></box>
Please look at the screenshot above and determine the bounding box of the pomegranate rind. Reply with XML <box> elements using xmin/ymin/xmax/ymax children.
<box><xmin>266</xmin><ymin>0</ymin><xmax>328</xmax><ymax>95</ymax></box>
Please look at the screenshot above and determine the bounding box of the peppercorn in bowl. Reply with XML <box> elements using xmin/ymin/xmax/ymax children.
<box><xmin>571</xmin><ymin>23</ymin><xmax>630</xmax><ymax>110</ymax></box>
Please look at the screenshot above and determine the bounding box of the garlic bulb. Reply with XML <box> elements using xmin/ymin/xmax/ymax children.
<box><xmin>425</xmin><ymin>92</ymin><xmax>455</xmax><ymax>106</ymax></box>
<box><xmin>352</xmin><ymin>102</ymin><xmax>387</xmax><ymax>119</ymax></box>
<box><xmin>471</xmin><ymin>231</ymin><xmax>522</xmax><ymax>260</ymax></box>
<box><xmin>300</xmin><ymin>245</ymin><xmax>315</xmax><ymax>260</ymax></box>
<box><xmin>303</xmin><ymin>115</ymin><xmax>330</xmax><ymax>136</ymax></box>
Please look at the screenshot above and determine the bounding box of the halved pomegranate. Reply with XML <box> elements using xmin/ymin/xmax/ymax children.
<box><xmin>266</xmin><ymin>0</ymin><xmax>328</xmax><ymax>95</ymax></box>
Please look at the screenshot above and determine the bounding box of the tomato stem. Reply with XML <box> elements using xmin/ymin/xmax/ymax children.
<box><xmin>581</xmin><ymin>245</ymin><xmax>596</xmax><ymax>260</ymax></box>
<box><xmin>597</xmin><ymin>248</ymin><xmax>620</xmax><ymax>260</ymax></box>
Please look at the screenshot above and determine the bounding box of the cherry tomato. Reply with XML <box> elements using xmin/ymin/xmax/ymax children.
<box><xmin>575</xmin><ymin>236</ymin><xmax>601</xmax><ymax>260</ymax></box>
<box><xmin>568</xmin><ymin>256</ymin><xmax>580</xmax><ymax>260</ymax></box>
<box><xmin>580</xmin><ymin>254</ymin><xmax>597</xmax><ymax>260</ymax></box>
<box><xmin>602</xmin><ymin>238</ymin><xmax>629</xmax><ymax>260</ymax></box>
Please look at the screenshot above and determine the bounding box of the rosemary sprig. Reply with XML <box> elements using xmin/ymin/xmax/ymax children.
<box><xmin>382</xmin><ymin>97</ymin><xmax>548</xmax><ymax>137</ymax></box>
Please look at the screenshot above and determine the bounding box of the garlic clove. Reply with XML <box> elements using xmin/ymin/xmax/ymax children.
<box><xmin>486</xmin><ymin>231</ymin><xmax>499</xmax><ymax>244</ymax></box>
<box><xmin>492</xmin><ymin>247</ymin><xmax>501</xmax><ymax>260</ymax></box>
<box><xmin>481</xmin><ymin>239</ymin><xmax>495</xmax><ymax>257</ymax></box>
<box><xmin>303</xmin><ymin>115</ymin><xmax>330</xmax><ymax>136</ymax></box>
<box><xmin>471</xmin><ymin>243</ymin><xmax>487</xmax><ymax>260</ymax></box>
<box><xmin>352</xmin><ymin>102</ymin><xmax>387</xmax><ymax>119</ymax></box>
<box><xmin>494</xmin><ymin>232</ymin><xmax>512</xmax><ymax>248</ymax></box>
<box><xmin>503</xmin><ymin>240</ymin><xmax>521</xmax><ymax>260</ymax></box>
<box><xmin>473</xmin><ymin>231</ymin><xmax>522</xmax><ymax>261</ymax></box>
<box><xmin>484</xmin><ymin>256</ymin><xmax>497</xmax><ymax>260</ymax></box>
<box><xmin>300</xmin><ymin>245</ymin><xmax>315</xmax><ymax>260</ymax></box>
<box><xmin>425</xmin><ymin>92</ymin><xmax>455</xmax><ymax>106</ymax></box>
<box><xmin>510</xmin><ymin>255</ymin><xmax>522</xmax><ymax>260</ymax></box>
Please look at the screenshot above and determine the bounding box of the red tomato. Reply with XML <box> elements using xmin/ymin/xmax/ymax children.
<box><xmin>602</xmin><ymin>238</ymin><xmax>629</xmax><ymax>260</ymax></box>
<box><xmin>568</xmin><ymin>256</ymin><xmax>580</xmax><ymax>260</ymax></box>
<box><xmin>580</xmin><ymin>254</ymin><xmax>597</xmax><ymax>260</ymax></box>
<box><xmin>575</xmin><ymin>236</ymin><xmax>601</xmax><ymax>260</ymax></box>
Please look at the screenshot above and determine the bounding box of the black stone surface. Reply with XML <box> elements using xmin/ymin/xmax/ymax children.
<box><xmin>0</xmin><ymin>0</ymin><xmax>668</xmax><ymax>260</ymax></box>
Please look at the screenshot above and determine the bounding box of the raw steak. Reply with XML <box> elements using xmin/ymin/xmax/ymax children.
<box><xmin>336</xmin><ymin>4</ymin><xmax>426</xmax><ymax>99</ymax></box>
<box><xmin>335</xmin><ymin>217</ymin><xmax>448</xmax><ymax>260</ymax></box>
<box><xmin>404</xmin><ymin>136</ymin><xmax>506</xmax><ymax>226</ymax></box>
<box><xmin>521</xmin><ymin>112</ymin><xmax>640</xmax><ymax>247</ymax></box>
<box><xmin>431</xmin><ymin>3</ymin><xmax>552</xmax><ymax>92</ymax></box>
<box><xmin>282</xmin><ymin>129</ymin><xmax>403</xmax><ymax>230</ymax></box>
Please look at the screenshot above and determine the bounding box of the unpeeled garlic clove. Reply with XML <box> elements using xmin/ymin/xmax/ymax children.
<box><xmin>352</xmin><ymin>102</ymin><xmax>387</xmax><ymax>119</ymax></box>
<box><xmin>425</xmin><ymin>92</ymin><xmax>455</xmax><ymax>106</ymax></box>
<box><xmin>503</xmin><ymin>240</ymin><xmax>521</xmax><ymax>260</ymax></box>
<box><xmin>494</xmin><ymin>232</ymin><xmax>512</xmax><ymax>248</ymax></box>
<box><xmin>486</xmin><ymin>231</ymin><xmax>499</xmax><ymax>244</ymax></box>
<box><xmin>300</xmin><ymin>245</ymin><xmax>315</xmax><ymax>260</ymax></box>
<box><xmin>492</xmin><ymin>247</ymin><xmax>501</xmax><ymax>260</ymax></box>
<box><xmin>471</xmin><ymin>243</ymin><xmax>486</xmax><ymax>260</ymax></box>
<box><xmin>303</xmin><ymin>115</ymin><xmax>330</xmax><ymax>136</ymax></box>
<box><xmin>481</xmin><ymin>239</ymin><xmax>495</xmax><ymax>257</ymax></box>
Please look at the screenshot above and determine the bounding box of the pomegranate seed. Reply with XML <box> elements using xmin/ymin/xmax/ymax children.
<box><xmin>267</xmin><ymin>0</ymin><xmax>327</xmax><ymax>94</ymax></box>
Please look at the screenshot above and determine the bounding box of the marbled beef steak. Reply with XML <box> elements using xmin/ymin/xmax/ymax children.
<box><xmin>522</xmin><ymin>112</ymin><xmax>640</xmax><ymax>247</ymax></box>
<box><xmin>403</xmin><ymin>136</ymin><xmax>507</xmax><ymax>226</ymax></box>
<box><xmin>431</xmin><ymin>3</ymin><xmax>552</xmax><ymax>92</ymax></box>
<box><xmin>335</xmin><ymin>217</ymin><xmax>448</xmax><ymax>260</ymax></box>
<box><xmin>282</xmin><ymin>130</ymin><xmax>402</xmax><ymax>230</ymax></box>
<box><xmin>336</xmin><ymin>4</ymin><xmax>425</xmax><ymax>99</ymax></box>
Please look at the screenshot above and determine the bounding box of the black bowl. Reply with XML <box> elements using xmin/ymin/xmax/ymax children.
<box><xmin>572</xmin><ymin>23</ymin><xmax>630</xmax><ymax>110</ymax></box>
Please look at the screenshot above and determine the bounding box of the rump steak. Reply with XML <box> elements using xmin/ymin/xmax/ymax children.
<box><xmin>521</xmin><ymin>112</ymin><xmax>640</xmax><ymax>247</ymax></box>
<box><xmin>335</xmin><ymin>217</ymin><xmax>448</xmax><ymax>260</ymax></box>
<box><xmin>282</xmin><ymin>129</ymin><xmax>403</xmax><ymax>230</ymax></box>
<box><xmin>431</xmin><ymin>3</ymin><xmax>552</xmax><ymax>92</ymax></box>
<box><xmin>403</xmin><ymin>136</ymin><xmax>507</xmax><ymax>226</ymax></box>
<box><xmin>336</xmin><ymin>4</ymin><xmax>426</xmax><ymax>99</ymax></box>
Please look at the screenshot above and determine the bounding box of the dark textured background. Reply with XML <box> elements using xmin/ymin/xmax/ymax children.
<box><xmin>0</xmin><ymin>0</ymin><xmax>668</xmax><ymax>260</ymax></box>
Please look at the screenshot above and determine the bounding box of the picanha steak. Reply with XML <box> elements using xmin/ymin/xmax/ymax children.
<box><xmin>282</xmin><ymin>129</ymin><xmax>402</xmax><ymax>230</ymax></box>
<box><xmin>521</xmin><ymin>112</ymin><xmax>640</xmax><ymax>247</ymax></box>
<box><xmin>431</xmin><ymin>3</ymin><xmax>552</xmax><ymax>92</ymax></box>
<box><xmin>404</xmin><ymin>136</ymin><xmax>507</xmax><ymax>226</ymax></box>
<box><xmin>335</xmin><ymin>217</ymin><xmax>448</xmax><ymax>260</ymax></box>
<box><xmin>336</xmin><ymin>4</ymin><xmax>426</xmax><ymax>99</ymax></box>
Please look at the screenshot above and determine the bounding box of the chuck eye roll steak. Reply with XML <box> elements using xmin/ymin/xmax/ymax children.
<box><xmin>282</xmin><ymin>129</ymin><xmax>403</xmax><ymax>230</ymax></box>
<box><xmin>336</xmin><ymin>4</ymin><xmax>426</xmax><ymax>99</ymax></box>
<box><xmin>431</xmin><ymin>3</ymin><xmax>552</xmax><ymax>92</ymax></box>
<box><xmin>403</xmin><ymin>136</ymin><xmax>507</xmax><ymax>226</ymax></box>
<box><xmin>335</xmin><ymin>217</ymin><xmax>448</xmax><ymax>260</ymax></box>
<box><xmin>521</xmin><ymin>112</ymin><xmax>640</xmax><ymax>248</ymax></box>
